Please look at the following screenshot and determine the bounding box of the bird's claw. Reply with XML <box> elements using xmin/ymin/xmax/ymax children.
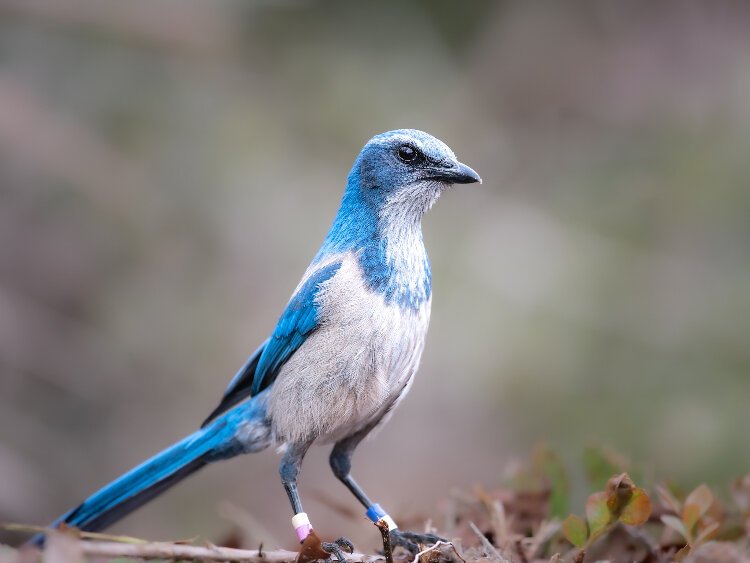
<box><xmin>388</xmin><ymin>529</ymin><xmax>445</xmax><ymax>555</ymax></box>
<box><xmin>321</xmin><ymin>537</ymin><xmax>354</xmax><ymax>563</ymax></box>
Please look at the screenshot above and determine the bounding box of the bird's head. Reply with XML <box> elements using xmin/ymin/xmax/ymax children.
<box><xmin>347</xmin><ymin>129</ymin><xmax>481</xmax><ymax>221</ymax></box>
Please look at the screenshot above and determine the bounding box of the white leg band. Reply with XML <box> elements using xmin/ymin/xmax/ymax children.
<box><xmin>379</xmin><ymin>514</ymin><xmax>399</xmax><ymax>531</ymax></box>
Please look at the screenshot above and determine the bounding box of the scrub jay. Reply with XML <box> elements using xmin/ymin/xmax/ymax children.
<box><xmin>31</xmin><ymin>129</ymin><xmax>481</xmax><ymax>557</ymax></box>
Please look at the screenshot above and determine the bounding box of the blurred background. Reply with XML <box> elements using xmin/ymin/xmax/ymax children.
<box><xmin>1</xmin><ymin>0</ymin><xmax>749</xmax><ymax>551</ymax></box>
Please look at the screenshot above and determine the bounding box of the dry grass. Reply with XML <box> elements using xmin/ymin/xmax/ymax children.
<box><xmin>3</xmin><ymin>448</ymin><xmax>749</xmax><ymax>562</ymax></box>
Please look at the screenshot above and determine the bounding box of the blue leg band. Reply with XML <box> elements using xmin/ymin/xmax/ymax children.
<box><xmin>366</xmin><ymin>503</ymin><xmax>387</xmax><ymax>523</ymax></box>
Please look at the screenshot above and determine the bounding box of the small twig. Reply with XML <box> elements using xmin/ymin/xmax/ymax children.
<box><xmin>573</xmin><ymin>549</ymin><xmax>586</xmax><ymax>563</ymax></box>
<box><xmin>489</xmin><ymin>500</ymin><xmax>509</xmax><ymax>548</ymax></box>
<box><xmin>410</xmin><ymin>541</ymin><xmax>466</xmax><ymax>563</ymax></box>
<box><xmin>25</xmin><ymin>538</ymin><xmax>384</xmax><ymax>562</ymax></box>
<box><xmin>81</xmin><ymin>541</ymin><xmax>304</xmax><ymax>562</ymax></box>
<box><xmin>468</xmin><ymin>522</ymin><xmax>505</xmax><ymax>561</ymax></box>
<box><xmin>375</xmin><ymin>520</ymin><xmax>393</xmax><ymax>563</ymax></box>
<box><xmin>513</xmin><ymin>538</ymin><xmax>529</xmax><ymax>563</ymax></box>
<box><xmin>2</xmin><ymin>523</ymin><xmax>149</xmax><ymax>544</ymax></box>
<box><xmin>524</xmin><ymin>519</ymin><xmax>560</xmax><ymax>560</ymax></box>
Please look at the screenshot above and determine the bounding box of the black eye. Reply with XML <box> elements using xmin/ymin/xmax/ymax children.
<box><xmin>397</xmin><ymin>145</ymin><xmax>418</xmax><ymax>163</ymax></box>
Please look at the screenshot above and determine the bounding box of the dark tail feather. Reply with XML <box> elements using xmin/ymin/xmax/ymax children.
<box><xmin>55</xmin><ymin>456</ymin><xmax>208</xmax><ymax>537</ymax></box>
<box><xmin>30</xmin><ymin>395</ymin><xmax>271</xmax><ymax>547</ymax></box>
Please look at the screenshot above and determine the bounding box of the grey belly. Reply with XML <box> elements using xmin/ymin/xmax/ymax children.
<box><xmin>266</xmin><ymin>307</ymin><xmax>429</xmax><ymax>446</ymax></box>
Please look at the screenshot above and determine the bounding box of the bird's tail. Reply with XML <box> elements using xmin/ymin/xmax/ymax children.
<box><xmin>30</xmin><ymin>394</ymin><xmax>271</xmax><ymax>546</ymax></box>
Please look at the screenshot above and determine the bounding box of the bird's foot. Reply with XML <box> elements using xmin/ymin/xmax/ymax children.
<box><xmin>388</xmin><ymin>529</ymin><xmax>445</xmax><ymax>555</ymax></box>
<box><xmin>296</xmin><ymin>529</ymin><xmax>353</xmax><ymax>563</ymax></box>
<box><xmin>320</xmin><ymin>537</ymin><xmax>354</xmax><ymax>563</ymax></box>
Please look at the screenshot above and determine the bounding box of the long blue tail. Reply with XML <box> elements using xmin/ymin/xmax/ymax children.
<box><xmin>30</xmin><ymin>394</ymin><xmax>271</xmax><ymax>546</ymax></box>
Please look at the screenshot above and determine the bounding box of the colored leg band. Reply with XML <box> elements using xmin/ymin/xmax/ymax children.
<box><xmin>292</xmin><ymin>512</ymin><xmax>313</xmax><ymax>543</ymax></box>
<box><xmin>366</xmin><ymin>504</ymin><xmax>398</xmax><ymax>531</ymax></box>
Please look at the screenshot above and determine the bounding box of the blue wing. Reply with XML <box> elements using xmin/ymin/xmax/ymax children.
<box><xmin>201</xmin><ymin>339</ymin><xmax>268</xmax><ymax>426</ymax></box>
<box><xmin>202</xmin><ymin>260</ymin><xmax>341</xmax><ymax>426</ymax></box>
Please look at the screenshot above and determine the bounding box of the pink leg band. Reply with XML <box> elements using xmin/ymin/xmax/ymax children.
<box><xmin>292</xmin><ymin>512</ymin><xmax>313</xmax><ymax>543</ymax></box>
<box><xmin>295</xmin><ymin>523</ymin><xmax>313</xmax><ymax>542</ymax></box>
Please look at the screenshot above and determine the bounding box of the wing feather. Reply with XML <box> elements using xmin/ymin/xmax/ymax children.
<box><xmin>201</xmin><ymin>261</ymin><xmax>341</xmax><ymax>426</ymax></box>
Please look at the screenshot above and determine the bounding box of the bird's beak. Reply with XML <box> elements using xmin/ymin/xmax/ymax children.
<box><xmin>435</xmin><ymin>161</ymin><xmax>482</xmax><ymax>185</ymax></box>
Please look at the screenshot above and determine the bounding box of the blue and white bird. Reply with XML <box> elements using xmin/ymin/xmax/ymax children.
<box><xmin>31</xmin><ymin>129</ymin><xmax>481</xmax><ymax>557</ymax></box>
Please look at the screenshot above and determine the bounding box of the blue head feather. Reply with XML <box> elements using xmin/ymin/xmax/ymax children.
<box><xmin>316</xmin><ymin>129</ymin><xmax>477</xmax><ymax>310</ymax></box>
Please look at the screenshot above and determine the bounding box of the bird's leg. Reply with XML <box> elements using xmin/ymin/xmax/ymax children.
<box><xmin>280</xmin><ymin>441</ymin><xmax>353</xmax><ymax>562</ymax></box>
<box><xmin>330</xmin><ymin>436</ymin><xmax>445</xmax><ymax>555</ymax></box>
<box><xmin>280</xmin><ymin>442</ymin><xmax>312</xmax><ymax>541</ymax></box>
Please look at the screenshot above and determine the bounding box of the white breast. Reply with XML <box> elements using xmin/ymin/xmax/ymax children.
<box><xmin>267</xmin><ymin>253</ymin><xmax>431</xmax><ymax>446</ymax></box>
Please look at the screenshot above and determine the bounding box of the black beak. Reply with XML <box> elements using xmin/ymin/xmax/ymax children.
<box><xmin>435</xmin><ymin>161</ymin><xmax>482</xmax><ymax>185</ymax></box>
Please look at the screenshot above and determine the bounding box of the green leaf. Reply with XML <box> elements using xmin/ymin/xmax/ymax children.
<box><xmin>583</xmin><ymin>445</ymin><xmax>629</xmax><ymax>491</ymax></box>
<box><xmin>532</xmin><ymin>443</ymin><xmax>570</xmax><ymax>518</ymax></box>
<box><xmin>562</xmin><ymin>514</ymin><xmax>588</xmax><ymax>547</ymax></box>
<box><xmin>605</xmin><ymin>473</ymin><xmax>636</xmax><ymax>518</ymax></box>
<box><xmin>620</xmin><ymin>488</ymin><xmax>652</xmax><ymax>526</ymax></box>
<box><xmin>585</xmin><ymin>492</ymin><xmax>610</xmax><ymax>536</ymax></box>
<box><xmin>661</xmin><ymin>514</ymin><xmax>689</xmax><ymax>541</ymax></box>
<box><xmin>682</xmin><ymin>484</ymin><xmax>713</xmax><ymax>530</ymax></box>
<box><xmin>682</xmin><ymin>504</ymin><xmax>701</xmax><ymax>534</ymax></box>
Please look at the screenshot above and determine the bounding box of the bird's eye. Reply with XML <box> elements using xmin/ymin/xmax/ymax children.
<box><xmin>397</xmin><ymin>145</ymin><xmax>418</xmax><ymax>163</ymax></box>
